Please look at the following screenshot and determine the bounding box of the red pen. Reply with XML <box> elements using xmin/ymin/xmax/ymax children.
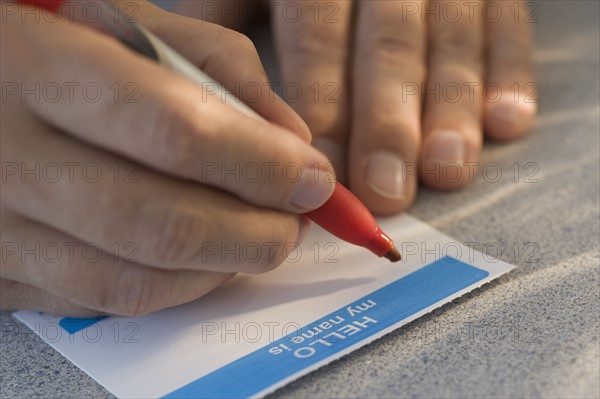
<box><xmin>17</xmin><ymin>0</ymin><xmax>61</xmax><ymax>11</ymax></box>
<box><xmin>19</xmin><ymin>0</ymin><xmax>401</xmax><ymax>262</ymax></box>
<box><xmin>306</xmin><ymin>182</ymin><xmax>401</xmax><ymax>261</ymax></box>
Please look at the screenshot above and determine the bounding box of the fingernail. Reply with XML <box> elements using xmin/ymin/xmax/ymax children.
<box><xmin>364</xmin><ymin>151</ymin><xmax>406</xmax><ymax>200</ymax></box>
<box><xmin>290</xmin><ymin>168</ymin><xmax>335</xmax><ymax>211</ymax></box>
<box><xmin>427</xmin><ymin>130</ymin><xmax>465</xmax><ymax>164</ymax></box>
<box><xmin>493</xmin><ymin>100</ymin><xmax>536</xmax><ymax>124</ymax></box>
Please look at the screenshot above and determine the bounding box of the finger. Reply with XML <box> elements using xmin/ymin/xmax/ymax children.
<box><xmin>4</xmin><ymin>5</ymin><xmax>334</xmax><ymax>213</ymax></box>
<box><xmin>348</xmin><ymin>1</ymin><xmax>426</xmax><ymax>215</ymax></box>
<box><xmin>420</xmin><ymin>0</ymin><xmax>485</xmax><ymax>190</ymax></box>
<box><xmin>272</xmin><ymin>1</ymin><xmax>352</xmax><ymax>179</ymax></box>
<box><xmin>135</xmin><ymin>2</ymin><xmax>312</xmax><ymax>140</ymax></box>
<box><xmin>1</xmin><ymin>208</ymin><xmax>234</xmax><ymax>317</ymax></box>
<box><xmin>0</xmin><ymin>279</ymin><xmax>101</xmax><ymax>317</ymax></box>
<box><xmin>1</xmin><ymin>103</ymin><xmax>304</xmax><ymax>274</ymax></box>
<box><xmin>484</xmin><ymin>0</ymin><xmax>537</xmax><ymax>141</ymax></box>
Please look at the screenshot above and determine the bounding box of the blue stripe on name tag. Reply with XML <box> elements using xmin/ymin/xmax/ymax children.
<box><xmin>59</xmin><ymin>316</ymin><xmax>107</xmax><ymax>334</ymax></box>
<box><xmin>164</xmin><ymin>256</ymin><xmax>489</xmax><ymax>399</ymax></box>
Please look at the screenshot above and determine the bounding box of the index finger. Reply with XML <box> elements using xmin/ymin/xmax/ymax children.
<box><xmin>4</xmin><ymin>8</ymin><xmax>335</xmax><ymax>212</ymax></box>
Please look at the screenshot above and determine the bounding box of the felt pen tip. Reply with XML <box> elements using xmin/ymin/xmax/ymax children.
<box><xmin>384</xmin><ymin>246</ymin><xmax>401</xmax><ymax>262</ymax></box>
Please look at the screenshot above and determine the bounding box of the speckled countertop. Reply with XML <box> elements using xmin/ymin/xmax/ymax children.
<box><xmin>1</xmin><ymin>1</ymin><xmax>599</xmax><ymax>398</ymax></box>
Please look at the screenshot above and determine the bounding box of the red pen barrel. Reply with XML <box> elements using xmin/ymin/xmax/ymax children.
<box><xmin>17</xmin><ymin>0</ymin><xmax>64</xmax><ymax>12</ymax></box>
<box><xmin>305</xmin><ymin>182</ymin><xmax>394</xmax><ymax>257</ymax></box>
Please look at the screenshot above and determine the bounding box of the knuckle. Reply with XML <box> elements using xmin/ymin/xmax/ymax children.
<box><xmin>232</xmin><ymin>32</ymin><xmax>258</xmax><ymax>55</ymax></box>
<box><xmin>143</xmin><ymin>201</ymin><xmax>211</xmax><ymax>268</ymax></box>
<box><xmin>146</xmin><ymin>97</ymin><xmax>216</xmax><ymax>177</ymax></box>
<box><xmin>287</xmin><ymin>26</ymin><xmax>346</xmax><ymax>61</ymax></box>
<box><xmin>363</xmin><ymin>32</ymin><xmax>424</xmax><ymax>65</ymax></box>
<box><xmin>218</xmin><ymin>29</ymin><xmax>258</xmax><ymax>57</ymax></box>
<box><xmin>432</xmin><ymin>28</ymin><xmax>482</xmax><ymax>60</ymax></box>
<box><xmin>364</xmin><ymin>106</ymin><xmax>420</xmax><ymax>147</ymax></box>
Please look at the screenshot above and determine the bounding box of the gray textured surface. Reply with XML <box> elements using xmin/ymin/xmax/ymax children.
<box><xmin>1</xmin><ymin>1</ymin><xmax>599</xmax><ymax>398</ymax></box>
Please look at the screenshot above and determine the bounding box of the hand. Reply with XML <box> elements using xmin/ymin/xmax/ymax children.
<box><xmin>0</xmin><ymin>1</ymin><xmax>334</xmax><ymax>316</ymax></box>
<box><xmin>180</xmin><ymin>0</ymin><xmax>537</xmax><ymax>214</ymax></box>
<box><xmin>274</xmin><ymin>0</ymin><xmax>537</xmax><ymax>214</ymax></box>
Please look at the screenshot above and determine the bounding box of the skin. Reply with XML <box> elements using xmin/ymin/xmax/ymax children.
<box><xmin>1</xmin><ymin>0</ymin><xmax>537</xmax><ymax>316</ymax></box>
<box><xmin>177</xmin><ymin>0</ymin><xmax>537</xmax><ymax>212</ymax></box>
<box><xmin>1</xmin><ymin>1</ymin><xmax>334</xmax><ymax>316</ymax></box>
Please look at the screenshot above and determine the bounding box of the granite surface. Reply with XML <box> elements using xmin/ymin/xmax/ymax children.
<box><xmin>1</xmin><ymin>1</ymin><xmax>599</xmax><ymax>398</ymax></box>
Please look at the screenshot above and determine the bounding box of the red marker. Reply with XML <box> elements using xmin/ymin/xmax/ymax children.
<box><xmin>306</xmin><ymin>182</ymin><xmax>400</xmax><ymax>262</ymax></box>
<box><xmin>17</xmin><ymin>0</ymin><xmax>61</xmax><ymax>12</ymax></box>
<box><xmin>19</xmin><ymin>0</ymin><xmax>401</xmax><ymax>262</ymax></box>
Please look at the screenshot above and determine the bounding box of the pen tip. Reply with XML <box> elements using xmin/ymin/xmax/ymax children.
<box><xmin>384</xmin><ymin>246</ymin><xmax>401</xmax><ymax>263</ymax></box>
